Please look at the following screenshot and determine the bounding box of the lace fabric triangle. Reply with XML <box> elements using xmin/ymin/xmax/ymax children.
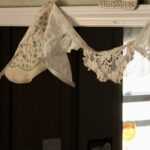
<box><xmin>0</xmin><ymin>3</ymin><xmax>52</xmax><ymax>83</ymax></box>
<box><xmin>0</xmin><ymin>2</ymin><xmax>86</xmax><ymax>87</ymax></box>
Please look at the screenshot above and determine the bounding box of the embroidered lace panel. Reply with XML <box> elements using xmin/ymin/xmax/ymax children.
<box><xmin>0</xmin><ymin>2</ymin><xmax>85</xmax><ymax>87</ymax></box>
<box><xmin>0</xmin><ymin>3</ymin><xmax>52</xmax><ymax>83</ymax></box>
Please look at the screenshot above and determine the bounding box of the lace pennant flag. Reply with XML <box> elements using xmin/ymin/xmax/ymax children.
<box><xmin>98</xmin><ymin>0</ymin><xmax>138</xmax><ymax>10</ymax></box>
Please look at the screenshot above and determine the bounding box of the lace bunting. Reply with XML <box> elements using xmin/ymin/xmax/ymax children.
<box><xmin>0</xmin><ymin>1</ymin><xmax>150</xmax><ymax>86</ymax></box>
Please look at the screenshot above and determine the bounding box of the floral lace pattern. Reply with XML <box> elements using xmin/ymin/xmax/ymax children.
<box><xmin>83</xmin><ymin>42</ymin><xmax>135</xmax><ymax>83</ymax></box>
<box><xmin>0</xmin><ymin>3</ymin><xmax>52</xmax><ymax>83</ymax></box>
<box><xmin>10</xmin><ymin>8</ymin><xmax>49</xmax><ymax>71</ymax></box>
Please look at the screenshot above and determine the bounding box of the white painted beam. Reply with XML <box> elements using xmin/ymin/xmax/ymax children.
<box><xmin>0</xmin><ymin>5</ymin><xmax>150</xmax><ymax>27</ymax></box>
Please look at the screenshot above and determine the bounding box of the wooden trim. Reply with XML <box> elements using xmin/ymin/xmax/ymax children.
<box><xmin>0</xmin><ymin>5</ymin><xmax>150</xmax><ymax>27</ymax></box>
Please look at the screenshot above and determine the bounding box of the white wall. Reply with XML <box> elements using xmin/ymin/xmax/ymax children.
<box><xmin>0</xmin><ymin>0</ymin><xmax>98</xmax><ymax>7</ymax></box>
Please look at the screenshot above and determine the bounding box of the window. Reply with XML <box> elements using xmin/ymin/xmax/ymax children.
<box><xmin>122</xmin><ymin>28</ymin><xmax>150</xmax><ymax>150</ymax></box>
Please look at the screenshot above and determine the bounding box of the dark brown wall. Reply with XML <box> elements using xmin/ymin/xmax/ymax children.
<box><xmin>0</xmin><ymin>28</ymin><xmax>12</xmax><ymax>150</ymax></box>
<box><xmin>77</xmin><ymin>27</ymin><xmax>122</xmax><ymax>150</ymax></box>
<box><xmin>0</xmin><ymin>27</ymin><xmax>78</xmax><ymax>150</ymax></box>
<box><xmin>0</xmin><ymin>27</ymin><xmax>122</xmax><ymax>150</ymax></box>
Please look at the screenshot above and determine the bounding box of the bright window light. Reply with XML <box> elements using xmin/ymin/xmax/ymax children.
<box><xmin>123</xmin><ymin>102</ymin><xmax>150</xmax><ymax>121</ymax></box>
<box><xmin>123</xmin><ymin>30</ymin><xmax>150</xmax><ymax>150</ymax></box>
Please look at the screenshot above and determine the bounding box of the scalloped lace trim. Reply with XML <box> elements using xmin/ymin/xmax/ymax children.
<box><xmin>83</xmin><ymin>42</ymin><xmax>135</xmax><ymax>83</ymax></box>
